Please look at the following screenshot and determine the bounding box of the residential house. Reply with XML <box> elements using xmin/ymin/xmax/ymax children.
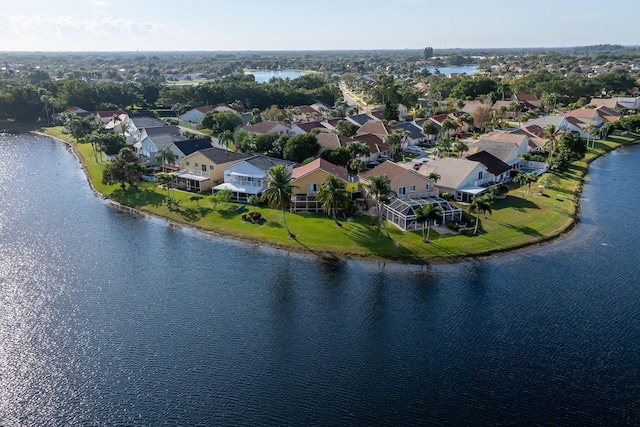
<box><xmin>397</xmin><ymin>103</ymin><xmax>409</xmax><ymax>120</ymax></box>
<box><xmin>465</xmin><ymin>150</ymin><xmax>512</xmax><ymax>183</ymax></box>
<box><xmin>493</xmin><ymin>100</ymin><xmax>521</xmax><ymax>118</ymax></box>
<box><xmin>180</xmin><ymin>106</ymin><xmax>216</xmax><ymax>123</ymax></box>
<box><xmin>614</xmin><ymin>96</ymin><xmax>640</xmax><ymax>109</ymax></box>
<box><xmin>510</xmin><ymin>128</ymin><xmax>547</xmax><ymax>151</ymax></box>
<box><xmin>212</xmin><ymin>155</ymin><xmax>296</xmax><ymax>202</ymax></box>
<box><xmin>290</xmin><ymin>158</ymin><xmax>350</xmax><ymax>213</ymax></box>
<box><xmin>510</xmin><ymin>93</ymin><xmax>542</xmax><ymax>110</ymax></box>
<box><xmin>290</xmin><ymin>121</ymin><xmax>328</xmax><ymax>136</ymax></box>
<box><xmin>474</xmin><ymin>132</ymin><xmax>530</xmax><ymax>169</ymax></box>
<box><xmin>356</xmin><ymin>122</ymin><xmax>396</xmax><ymax>138</ymax></box>
<box><xmin>95</xmin><ymin>110</ymin><xmax>127</xmax><ymax>125</ymax></box>
<box><xmin>136</xmin><ymin>125</ymin><xmax>183</xmax><ymax>161</ymax></box>
<box><xmin>170</xmin><ymin>139</ymin><xmax>213</xmax><ymax>168</ymax></box>
<box><xmin>420</xmin><ymin>157</ymin><xmax>493</xmax><ymax>203</ymax></box>
<box><xmin>176</xmin><ymin>147</ymin><xmax>250</xmax><ymax>192</ymax></box>
<box><xmin>128</xmin><ymin>116</ymin><xmax>165</xmax><ymax>143</ymax></box>
<box><xmin>243</xmin><ymin>121</ymin><xmax>291</xmax><ymax>136</ymax></box>
<box><xmin>461</xmin><ymin>100</ymin><xmax>483</xmax><ymax>116</ymax></box>
<box><xmin>588</xmin><ymin>98</ymin><xmax>623</xmax><ymax>111</ymax></box>
<box><xmin>345</xmin><ymin>113</ymin><xmax>379</xmax><ymax>126</ymax></box>
<box><xmin>394</xmin><ymin>122</ymin><xmax>427</xmax><ymax>146</ymax></box>
<box><xmin>359</xmin><ymin>161</ymin><xmax>438</xmax><ymax>200</ymax></box>
<box><xmin>290</xmin><ymin>105</ymin><xmax>324</xmax><ymax>122</ymax></box>
<box><xmin>351</xmin><ymin>134</ymin><xmax>391</xmax><ymax>161</ymax></box>
<box><xmin>359</xmin><ymin>162</ymin><xmax>464</xmax><ymax>231</ymax></box>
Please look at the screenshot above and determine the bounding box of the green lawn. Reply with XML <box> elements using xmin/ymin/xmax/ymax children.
<box><xmin>41</xmin><ymin>127</ymin><xmax>638</xmax><ymax>263</ymax></box>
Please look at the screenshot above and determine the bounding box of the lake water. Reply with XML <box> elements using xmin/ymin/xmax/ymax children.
<box><xmin>244</xmin><ymin>70</ymin><xmax>309</xmax><ymax>83</ymax></box>
<box><xmin>425</xmin><ymin>65</ymin><xmax>479</xmax><ymax>76</ymax></box>
<box><xmin>1</xmin><ymin>133</ymin><xmax>639</xmax><ymax>425</ymax></box>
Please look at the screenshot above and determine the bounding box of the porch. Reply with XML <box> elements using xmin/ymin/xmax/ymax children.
<box><xmin>382</xmin><ymin>196</ymin><xmax>463</xmax><ymax>232</ymax></box>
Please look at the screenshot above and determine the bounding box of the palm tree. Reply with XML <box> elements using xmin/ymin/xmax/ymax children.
<box><xmin>316</xmin><ymin>175</ymin><xmax>350</xmax><ymax>225</ymax></box>
<box><xmin>585</xmin><ymin>124</ymin><xmax>598</xmax><ymax>149</ymax></box>
<box><xmin>421</xmin><ymin>120</ymin><xmax>438</xmax><ymax>142</ymax></box>
<box><xmin>261</xmin><ymin>164</ymin><xmax>297</xmax><ymax>237</ymax></box>
<box><xmin>469</xmin><ymin>195</ymin><xmax>492</xmax><ymax>235</ymax></box>
<box><xmin>154</xmin><ymin>146</ymin><xmax>176</xmax><ymax>172</ymax></box>
<box><xmin>363</xmin><ymin>174</ymin><xmax>395</xmax><ymax>240</ymax></box>
<box><xmin>218</xmin><ymin>129</ymin><xmax>234</xmax><ymax>151</ymax></box>
<box><xmin>442</xmin><ymin>118</ymin><xmax>457</xmax><ymax>137</ymax></box>
<box><xmin>415</xmin><ymin>203</ymin><xmax>442</xmax><ymax>243</ymax></box>
<box><xmin>453</xmin><ymin>139</ymin><xmax>469</xmax><ymax>157</ymax></box>
<box><xmin>383</xmin><ymin>131</ymin><xmax>404</xmax><ymax>159</ymax></box>
<box><xmin>156</xmin><ymin>172</ymin><xmax>175</xmax><ymax>202</ymax></box>
<box><xmin>427</xmin><ymin>172</ymin><xmax>441</xmax><ymax>183</ymax></box>
<box><xmin>543</xmin><ymin>124</ymin><xmax>560</xmax><ymax>163</ymax></box>
<box><xmin>514</xmin><ymin>172</ymin><xmax>538</xmax><ymax>199</ymax></box>
<box><xmin>347</xmin><ymin>141</ymin><xmax>370</xmax><ymax>167</ymax></box>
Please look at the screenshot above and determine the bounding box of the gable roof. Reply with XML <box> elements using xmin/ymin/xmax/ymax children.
<box><xmin>595</xmin><ymin>105</ymin><xmax>623</xmax><ymax>122</ymax></box>
<box><xmin>144</xmin><ymin>125</ymin><xmax>182</xmax><ymax>137</ymax></box>
<box><xmin>474</xmin><ymin>140</ymin><xmax>519</xmax><ymax>163</ymax></box>
<box><xmin>359</xmin><ymin>160</ymin><xmax>428</xmax><ymax>182</ymax></box>
<box><xmin>352</xmin><ymin>133</ymin><xmax>390</xmax><ymax>154</ymax></box>
<box><xmin>95</xmin><ymin>110</ymin><xmax>126</xmax><ymax>119</ymax></box>
<box><xmin>149</xmin><ymin>134</ymin><xmax>186</xmax><ymax>149</ymax></box>
<box><xmin>394</xmin><ymin>122</ymin><xmax>425</xmax><ymax>140</ymax></box>
<box><xmin>316</xmin><ymin>133</ymin><xmax>344</xmax><ymax>151</ymax></box>
<box><xmin>510</xmin><ymin>128</ymin><xmax>546</xmax><ymax>149</ymax></box>
<box><xmin>131</xmin><ymin>116</ymin><xmax>164</xmax><ymax>129</ymax></box>
<box><xmin>191</xmin><ymin>146</ymin><xmax>250</xmax><ymax>164</ymax></box>
<box><xmin>588</xmin><ymin>98</ymin><xmax>622</xmax><ymax>110</ymax></box>
<box><xmin>244</xmin><ymin>154</ymin><xmax>296</xmax><ymax>171</ymax></box>
<box><xmin>173</xmin><ymin>139</ymin><xmax>213</xmax><ymax>157</ymax></box>
<box><xmin>346</xmin><ymin>113</ymin><xmax>377</xmax><ymax>126</ymax></box>
<box><xmin>466</xmin><ymin>150</ymin><xmax>512</xmax><ymax>176</ymax></box>
<box><xmin>357</xmin><ymin>121</ymin><xmax>396</xmax><ymax>137</ymax></box>
<box><xmin>291</xmin><ymin>158</ymin><xmax>348</xmax><ymax>182</ymax></box>
<box><xmin>480</xmin><ymin>132</ymin><xmax>528</xmax><ymax>147</ymax></box>
<box><xmin>244</xmin><ymin>121</ymin><xmax>289</xmax><ymax>134</ymax></box>
<box><xmin>423</xmin><ymin>157</ymin><xmax>485</xmax><ymax>190</ymax></box>
<box><xmin>294</xmin><ymin>121</ymin><xmax>327</xmax><ymax>133</ymax></box>
<box><xmin>512</xmin><ymin>93</ymin><xmax>540</xmax><ymax>102</ymax></box>
<box><xmin>461</xmin><ymin>100</ymin><xmax>482</xmax><ymax>115</ymax></box>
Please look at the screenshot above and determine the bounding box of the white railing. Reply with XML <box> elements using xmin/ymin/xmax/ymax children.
<box><xmin>229</xmin><ymin>178</ymin><xmax>264</xmax><ymax>188</ymax></box>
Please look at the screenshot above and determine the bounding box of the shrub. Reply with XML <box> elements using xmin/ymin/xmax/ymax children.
<box><xmin>446</xmin><ymin>221</ymin><xmax>460</xmax><ymax>231</ymax></box>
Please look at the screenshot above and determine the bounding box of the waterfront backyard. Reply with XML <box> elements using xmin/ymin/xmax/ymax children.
<box><xmin>43</xmin><ymin>127</ymin><xmax>637</xmax><ymax>263</ymax></box>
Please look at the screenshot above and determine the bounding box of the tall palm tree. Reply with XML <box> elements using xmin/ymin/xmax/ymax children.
<box><xmin>316</xmin><ymin>175</ymin><xmax>350</xmax><ymax>225</ymax></box>
<box><xmin>442</xmin><ymin>118</ymin><xmax>457</xmax><ymax>137</ymax></box>
<box><xmin>415</xmin><ymin>203</ymin><xmax>442</xmax><ymax>243</ymax></box>
<box><xmin>261</xmin><ymin>164</ymin><xmax>297</xmax><ymax>237</ymax></box>
<box><xmin>218</xmin><ymin>129</ymin><xmax>234</xmax><ymax>151</ymax></box>
<box><xmin>543</xmin><ymin>124</ymin><xmax>560</xmax><ymax>163</ymax></box>
<box><xmin>469</xmin><ymin>195</ymin><xmax>492</xmax><ymax>235</ymax></box>
<box><xmin>421</xmin><ymin>120</ymin><xmax>438</xmax><ymax>142</ymax></box>
<box><xmin>585</xmin><ymin>124</ymin><xmax>598</xmax><ymax>149</ymax></box>
<box><xmin>363</xmin><ymin>174</ymin><xmax>395</xmax><ymax>240</ymax></box>
<box><xmin>154</xmin><ymin>146</ymin><xmax>176</xmax><ymax>172</ymax></box>
<box><xmin>453</xmin><ymin>139</ymin><xmax>469</xmax><ymax>157</ymax></box>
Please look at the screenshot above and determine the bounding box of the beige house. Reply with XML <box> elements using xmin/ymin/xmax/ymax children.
<box><xmin>290</xmin><ymin>158</ymin><xmax>350</xmax><ymax>213</ymax></box>
<box><xmin>176</xmin><ymin>147</ymin><xmax>250</xmax><ymax>192</ymax></box>
<box><xmin>359</xmin><ymin>161</ymin><xmax>438</xmax><ymax>200</ymax></box>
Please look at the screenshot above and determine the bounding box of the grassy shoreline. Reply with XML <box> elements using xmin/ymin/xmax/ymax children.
<box><xmin>39</xmin><ymin>127</ymin><xmax>637</xmax><ymax>264</ymax></box>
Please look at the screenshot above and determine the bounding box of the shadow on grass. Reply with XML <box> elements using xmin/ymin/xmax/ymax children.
<box><xmin>342</xmin><ymin>220</ymin><xmax>418</xmax><ymax>259</ymax></box>
<box><xmin>111</xmin><ymin>187</ymin><xmax>165</xmax><ymax>207</ymax></box>
<box><xmin>496</xmin><ymin>222</ymin><xmax>545</xmax><ymax>238</ymax></box>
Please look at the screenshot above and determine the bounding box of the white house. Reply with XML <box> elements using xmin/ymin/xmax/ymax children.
<box><xmin>421</xmin><ymin>157</ymin><xmax>495</xmax><ymax>203</ymax></box>
<box><xmin>212</xmin><ymin>155</ymin><xmax>296</xmax><ymax>202</ymax></box>
<box><xmin>243</xmin><ymin>121</ymin><xmax>291</xmax><ymax>136</ymax></box>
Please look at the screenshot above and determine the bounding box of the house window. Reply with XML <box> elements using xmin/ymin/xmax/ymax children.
<box><xmin>209</xmin><ymin>165</ymin><xmax>214</xmax><ymax>170</ymax></box>
<box><xmin>410</xmin><ymin>185</ymin><xmax>416</xmax><ymax>192</ymax></box>
<box><xmin>195</xmin><ymin>163</ymin><xmax>199</xmax><ymax>168</ymax></box>
<box><xmin>398</xmin><ymin>187</ymin><xmax>406</xmax><ymax>196</ymax></box>
<box><xmin>308</xmin><ymin>183</ymin><xmax>318</xmax><ymax>194</ymax></box>
<box><xmin>426</xmin><ymin>184</ymin><xmax>432</xmax><ymax>190</ymax></box>
<box><xmin>201</xmin><ymin>164</ymin><xmax>207</xmax><ymax>172</ymax></box>
<box><xmin>478</xmin><ymin>171</ymin><xmax>483</xmax><ymax>180</ymax></box>
<box><xmin>186</xmin><ymin>161</ymin><xmax>190</xmax><ymax>166</ymax></box>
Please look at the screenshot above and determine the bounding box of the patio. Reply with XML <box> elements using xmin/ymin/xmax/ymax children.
<box><xmin>382</xmin><ymin>196</ymin><xmax>464</xmax><ymax>231</ymax></box>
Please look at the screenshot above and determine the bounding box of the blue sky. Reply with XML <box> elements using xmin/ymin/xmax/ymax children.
<box><xmin>1</xmin><ymin>0</ymin><xmax>638</xmax><ymax>51</ymax></box>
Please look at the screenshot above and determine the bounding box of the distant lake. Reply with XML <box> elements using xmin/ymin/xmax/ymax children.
<box><xmin>245</xmin><ymin>69</ymin><xmax>309</xmax><ymax>83</ymax></box>
<box><xmin>425</xmin><ymin>65</ymin><xmax>479</xmax><ymax>76</ymax></box>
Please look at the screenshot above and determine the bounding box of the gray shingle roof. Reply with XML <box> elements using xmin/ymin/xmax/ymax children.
<box><xmin>245</xmin><ymin>155</ymin><xmax>296</xmax><ymax>170</ymax></box>
<box><xmin>197</xmin><ymin>147</ymin><xmax>251</xmax><ymax>164</ymax></box>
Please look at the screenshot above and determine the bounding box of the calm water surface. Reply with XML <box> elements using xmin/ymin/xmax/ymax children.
<box><xmin>244</xmin><ymin>70</ymin><xmax>309</xmax><ymax>83</ymax></box>
<box><xmin>1</xmin><ymin>134</ymin><xmax>639</xmax><ymax>426</ymax></box>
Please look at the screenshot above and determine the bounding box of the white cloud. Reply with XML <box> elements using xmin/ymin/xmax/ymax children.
<box><xmin>0</xmin><ymin>14</ymin><xmax>172</xmax><ymax>50</ymax></box>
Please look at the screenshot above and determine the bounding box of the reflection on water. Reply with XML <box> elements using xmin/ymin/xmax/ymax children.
<box><xmin>1</xmin><ymin>134</ymin><xmax>640</xmax><ymax>425</ymax></box>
